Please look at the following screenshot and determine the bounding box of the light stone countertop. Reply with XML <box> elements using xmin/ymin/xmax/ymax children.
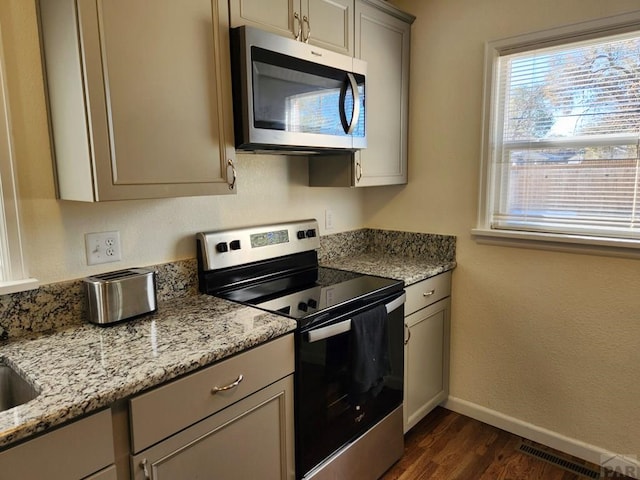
<box><xmin>0</xmin><ymin>234</ymin><xmax>456</xmax><ymax>450</ymax></box>
<box><xmin>0</xmin><ymin>294</ymin><xmax>296</xmax><ymax>448</ymax></box>
<box><xmin>321</xmin><ymin>253</ymin><xmax>456</xmax><ymax>286</ymax></box>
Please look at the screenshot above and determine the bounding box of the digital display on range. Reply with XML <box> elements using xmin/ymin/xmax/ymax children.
<box><xmin>250</xmin><ymin>229</ymin><xmax>290</xmax><ymax>248</ymax></box>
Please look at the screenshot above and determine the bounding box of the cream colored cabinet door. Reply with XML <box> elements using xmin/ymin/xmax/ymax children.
<box><xmin>404</xmin><ymin>297</ymin><xmax>451</xmax><ymax>433</ymax></box>
<box><xmin>39</xmin><ymin>0</ymin><xmax>236</xmax><ymax>201</ymax></box>
<box><xmin>130</xmin><ymin>376</ymin><xmax>295</xmax><ymax>480</ymax></box>
<box><xmin>230</xmin><ymin>0</ymin><xmax>353</xmax><ymax>55</ymax></box>
<box><xmin>354</xmin><ymin>0</ymin><xmax>413</xmax><ymax>186</ymax></box>
<box><xmin>305</xmin><ymin>0</ymin><xmax>354</xmax><ymax>55</ymax></box>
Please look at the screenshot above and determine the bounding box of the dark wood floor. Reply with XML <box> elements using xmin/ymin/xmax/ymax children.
<box><xmin>381</xmin><ymin>407</ymin><xmax>625</xmax><ymax>480</ymax></box>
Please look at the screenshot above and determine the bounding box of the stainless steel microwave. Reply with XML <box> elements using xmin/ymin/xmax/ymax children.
<box><xmin>230</xmin><ymin>26</ymin><xmax>367</xmax><ymax>153</ymax></box>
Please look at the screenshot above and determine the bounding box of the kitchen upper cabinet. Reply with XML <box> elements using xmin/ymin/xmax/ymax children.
<box><xmin>308</xmin><ymin>0</ymin><xmax>414</xmax><ymax>187</ymax></box>
<box><xmin>230</xmin><ymin>0</ymin><xmax>354</xmax><ymax>55</ymax></box>
<box><xmin>403</xmin><ymin>272</ymin><xmax>451</xmax><ymax>433</ymax></box>
<box><xmin>38</xmin><ymin>0</ymin><xmax>237</xmax><ymax>201</ymax></box>
<box><xmin>354</xmin><ymin>0</ymin><xmax>412</xmax><ymax>186</ymax></box>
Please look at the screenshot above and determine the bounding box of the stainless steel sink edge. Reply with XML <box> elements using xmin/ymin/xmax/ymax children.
<box><xmin>0</xmin><ymin>357</ymin><xmax>41</xmax><ymax>413</ymax></box>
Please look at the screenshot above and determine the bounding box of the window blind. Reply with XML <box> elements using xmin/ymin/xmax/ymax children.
<box><xmin>490</xmin><ymin>30</ymin><xmax>640</xmax><ymax>240</ymax></box>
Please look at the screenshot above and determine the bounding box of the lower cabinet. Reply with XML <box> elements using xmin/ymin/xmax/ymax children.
<box><xmin>403</xmin><ymin>272</ymin><xmax>451</xmax><ymax>432</ymax></box>
<box><xmin>128</xmin><ymin>334</ymin><xmax>295</xmax><ymax>480</ymax></box>
<box><xmin>131</xmin><ymin>375</ymin><xmax>294</xmax><ymax>480</ymax></box>
<box><xmin>0</xmin><ymin>409</ymin><xmax>115</xmax><ymax>480</ymax></box>
<box><xmin>0</xmin><ymin>337</ymin><xmax>295</xmax><ymax>480</ymax></box>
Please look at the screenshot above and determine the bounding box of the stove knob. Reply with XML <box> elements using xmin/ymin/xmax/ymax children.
<box><xmin>230</xmin><ymin>240</ymin><xmax>241</xmax><ymax>250</ymax></box>
<box><xmin>296</xmin><ymin>230</ymin><xmax>306</xmax><ymax>240</ymax></box>
<box><xmin>216</xmin><ymin>242</ymin><xmax>229</xmax><ymax>253</ymax></box>
<box><xmin>298</xmin><ymin>302</ymin><xmax>308</xmax><ymax>312</ymax></box>
<box><xmin>307</xmin><ymin>299</ymin><xmax>318</xmax><ymax>309</ymax></box>
<box><xmin>305</xmin><ymin>229</ymin><xmax>317</xmax><ymax>238</ymax></box>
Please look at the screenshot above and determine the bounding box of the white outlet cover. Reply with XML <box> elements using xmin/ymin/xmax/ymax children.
<box><xmin>325</xmin><ymin>209</ymin><xmax>335</xmax><ymax>230</ymax></box>
<box><xmin>85</xmin><ymin>231</ymin><xmax>122</xmax><ymax>265</ymax></box>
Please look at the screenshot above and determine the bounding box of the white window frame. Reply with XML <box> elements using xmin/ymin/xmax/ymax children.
<box><xmin>473</xmin><ymin>10</ymin><xmax>640</xmax><ymax>258</ymax></box>
<box><xmin>0</xmin><ymin>21</ymin><xmax>37</xmax><ymax>294</ymax></box>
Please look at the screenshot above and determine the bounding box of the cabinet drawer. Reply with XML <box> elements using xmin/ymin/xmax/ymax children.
<box><xmin>404</xmin><ymin>271</ymin><xmax>451</xmax><ymax>316</ymax></box>
<box><xmin>129</xmin><ymin>334</ymin><xmax>294</xmax><ymax>453</ymax></box>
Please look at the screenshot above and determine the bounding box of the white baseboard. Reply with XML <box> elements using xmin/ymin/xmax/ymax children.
<box><xmin>444</xmin><ymin>396</ymin><xmax>639</xmax><ymax>479</ymax></box>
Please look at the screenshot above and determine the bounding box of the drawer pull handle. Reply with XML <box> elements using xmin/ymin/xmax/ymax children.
<box><xmin>423</xmin><ymin>289</ymin><xmax>436</xmax><ymax>297</ymax></box>
<box><xmin>404</xmin><ymin>323</ymin><xmax>411</xmax><ymax>345</ymax></box>
<box><xmin>211</xmin><ymin>374</ymin><xmax>244</xmax><ymax>394</ymax></box>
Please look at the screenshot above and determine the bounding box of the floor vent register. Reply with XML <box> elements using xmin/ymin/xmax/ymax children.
<box><xmin>518</xmin><ymin>442</ymin><xmax>600</xmax><ymax>479</ymax></box>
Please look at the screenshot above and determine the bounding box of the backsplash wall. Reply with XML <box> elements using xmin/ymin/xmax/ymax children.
<box><xmin>0</xmin><ymin>229</ymin><xmax>455</xmax><ymax>340</ymax></box>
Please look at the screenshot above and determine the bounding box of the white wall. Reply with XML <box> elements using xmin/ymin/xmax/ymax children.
<box><xmin>372</xmin><ymin>0</ymin><xmax>640</xmax><ymax>461</ymax></box>
<box><xmin>0</xmin><ymin>0</ymin><xmax>365</xmax><ymax>284</ymax></box>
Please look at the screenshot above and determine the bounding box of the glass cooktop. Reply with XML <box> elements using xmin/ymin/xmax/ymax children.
<box><xmin>217</xmin><ymin>267</ymin><xmax>403</xmax><ymax>323</ymax></box>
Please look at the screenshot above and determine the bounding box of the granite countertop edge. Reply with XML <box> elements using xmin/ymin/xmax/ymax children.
<box><xmin>0</xmin><ymin>294</ymin><xmax>296</xmax><ymax>449</ymax></box>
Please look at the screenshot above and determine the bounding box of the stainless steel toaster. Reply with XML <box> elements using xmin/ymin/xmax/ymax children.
<box><xmin>84</xmin><ymin>268</ymin><xmax>157</xmax><ymax>325</ymax></box>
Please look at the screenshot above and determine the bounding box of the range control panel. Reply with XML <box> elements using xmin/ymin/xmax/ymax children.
<box><xmin>255</xmin><ymin>286</ymin><xmax>322</xmax><ymax>318</ymax></box>
<box><xmin>197</xmin><ymin>219</ymin><xmax>320</xmax><ymax>271</ymax></box>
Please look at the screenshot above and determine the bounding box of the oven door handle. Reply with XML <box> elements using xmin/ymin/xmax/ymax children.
<box><xmin>384</xmin><ymin>292</ymin><xmax>406</xmax><ymax>316</ymax></box>
<box><xmin>307</xmin><ymin>292</ymin><xmax>406</xmax><ymax>343</ymax></box>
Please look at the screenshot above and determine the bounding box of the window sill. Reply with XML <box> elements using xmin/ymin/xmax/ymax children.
<box><xmin>0</xmin><ymin>278</ymin><xmax>39</xmax><ymax>296</ymax></box>
<box><xmin>471</xmin><ymin>228</ymin><xmax>640</xmax><ymax>259</ymax></box>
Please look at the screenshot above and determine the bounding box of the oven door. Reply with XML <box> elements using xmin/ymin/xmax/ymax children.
<box><xmin>295</xmin><ymin>292</ymin><xmax>405</xmax><ymax>479</ymax></box>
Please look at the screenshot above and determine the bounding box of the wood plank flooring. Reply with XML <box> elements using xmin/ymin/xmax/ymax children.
<box><xmin>381</xmin><ymin>407</ymin><xmax>627</xmax><ymax>480</ymax></box>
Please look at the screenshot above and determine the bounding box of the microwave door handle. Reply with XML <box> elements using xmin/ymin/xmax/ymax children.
<box><xmin>339</xmin><ymin>73</ymin><xmax>360</xmax><ymax>135</ymax></box>
<box><xmin>350</xmin><ymin>73</ymin><xmax>361</xmax><ymax>133</ymax></box>
<box><xmin>306</xmin><ymin>293</ymin><xmax>405</xmax><ymax>343</ymax></box>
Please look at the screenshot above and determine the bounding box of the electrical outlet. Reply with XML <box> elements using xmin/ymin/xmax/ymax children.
<box><xmin>325</xmin><ymin>209</ymin><xmax>335</xmax><ymax>230</ymax></box>
<box><xmin>85</xmin><ymin>231</ymin><xmax>122</xmax><ymax>265</ymax></box>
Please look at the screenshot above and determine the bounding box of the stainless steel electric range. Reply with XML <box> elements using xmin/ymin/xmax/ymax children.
<box><xmin>197</xmin><ymin>219</ymin><xmax>405</xmax><ymax>480</ymax></box>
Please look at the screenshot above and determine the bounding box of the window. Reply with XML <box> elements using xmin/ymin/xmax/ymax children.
<box><xmin>0</xmin><ymin>22</ymin><xmax>37</xmax><ymax>294</ymax></box>
<box><xmin>475</xmin><ymin>12</ymin><xmax>640</xmax><ymax>253</ymax></box>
